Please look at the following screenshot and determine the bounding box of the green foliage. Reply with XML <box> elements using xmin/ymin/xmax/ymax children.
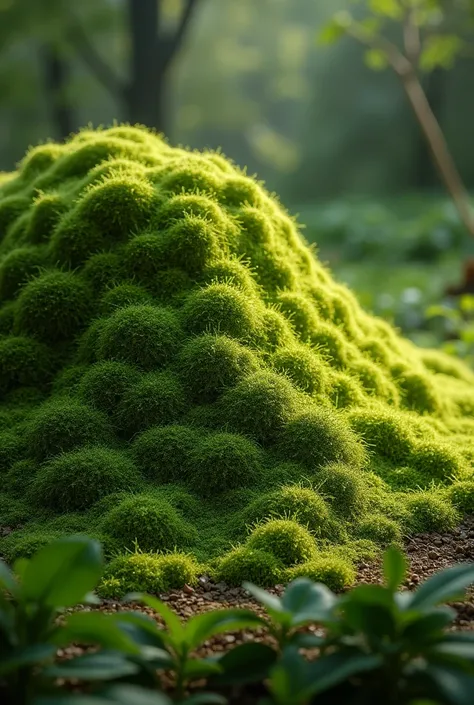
<box><xmin>354</xmin><ymin>514</ymin><xmax>402</xmax><ymax>546</ymax></box>
<box><xmin>247</xmin><ymin>519</ymin><xmax>317</xmax><ymax>567</ymax></box>
<box><xmin>404</xmin><ymin>490</ymin><xmax>459</xmax><ymax>533</ymax></box>
<box><xmin>315</xmin><ymin>463</ymin><xmax>368</xmax><ymax>518</ymax></box>
<box><xmin>132</xmin><ymin>425</ymin><xmax>200</xmax><ymax>482</ymax></box>
<box><xmin>215</xmin><ymin>546</ymin><xmax>284</xmax><ymax>587</ymax></box>
<box><xmin>285</xmin><ymin>555</ymin><xmax>356</xmax><ymax>591</ymax></box>
<box><xmin>448</xmin><ymin>480</ymin><xmax>474</xmax><ymax>515</ymax></box>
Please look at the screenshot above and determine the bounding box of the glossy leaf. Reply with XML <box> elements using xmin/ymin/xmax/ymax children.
<box><xmin>22</xmin><ymin>537</ymin><xmax>103</xmax><ymax>608</ymax></box>
<box><xmin>281</xmin><ymin>578</ymin><xmax>336</xmax><ymax>626</ymax></box>
<box><xmin>211</xmin><ymin>642</ymin><xmax>277</xmax><ymax>685</ymax></box>
<box><xmin>125</xmin><ymin>593</ymin><xmax>184</xmax><ymax>643</ymax></box>
<box><xmin>184</xmin><ymin>608</ymin><xmax>265</xmax><ymax>650</ymax></box>
<box><xmin>45</xmin><ymin>652</ymin><xmax>139</xmax><ymax>680</ymax></box>
<box><xmin>53</xmin><ymin>611</ymin><xmax>141</xmax><ymax>654</ymax></box>
<box><xmin>409</xmin><ymin>563</ymin><xmax>474</xmax><ymax>610</ymax></box>
<box><xmin>422</xmin><ymin>664</ymin><xmax>474</xmax><ymax>705</ymax></box>
<box><xmin>243</xmin><ymin>582</ymin><xmax>283</xmax><ymax>615</ymax></box>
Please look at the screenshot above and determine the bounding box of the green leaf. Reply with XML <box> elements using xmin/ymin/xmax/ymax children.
<box><xmin>0</xmin><ymin>559</ymin><xmax>18</xmax><ymax>594</ymax></box>
<box><xmin>184</xmin><ymin>609</ymin><xmax>265</xmax><ymax>651</ymax></box>
<box><xmin>369</xmin><ymin>0</ymin><xmax>403</xmax><ymax>19</ymax></box>
<box><xmin>45</xmin><ymin>652</ymin><xmax>139</xmax><ymax>681</ymax></box>
<box><xmin>211</xmin><ymin>642</ymin><xmax>277</xmax><ymax>685</ymax></box>
<box><xmin>0</xmin><ymin>644</ymin><xmax>56</xmax><ymax>676</ymax></box>
<box><xmin>243</xmin><ymin>582</ymin><xmax>283</xmax><ymax>616</ymax></box>
<box><xmin>383</xmin><ymin>546</ymin><xmax>407</xmax><ymax>590</ymax></box>
<box><xmin>364</xmin><ymin>49</ymin><xmax>389</xmax><ymax>71</ymax></box>
<box><xmin>110</xmin><ymin>612</ymin><xmax>168</xmax><ymax>650</ymax></box>
<box><xmin>181</xmin><ymin>695</ymin><xmax>226</xmax><ymax>705</ymax></box>
<box><xmin>125</xmin><ymin>593</ymin><xmax>184</xmax><ymax>642</ymax></box>
<box><xmin>401</xmin><ymin>606</ymin><xmax>456</xmax><ymax>644</ymax></box>
<box><xmin>53</xmin><ymin>612</ymin><xmax>141</xmax><ymax>654</ymax></box>
<box><xmin>302</xmin><ymin>652</ymin><xmax>383</xmax><ymax>699</ymax></box>
<box><xmin>409</xmin><ymin>563</ymin><xmax>474</xmax><ymax>610</ymax></box>
<box><xmin>318</xmin><ymin>21</ymin><xmax>347</xmax><ymax>46</ymax></box>
<box><xmin>34</xmin><ymin>686</ymin><xmax>172</xmax><ymax>705</ymax></box>
<box><xmin>420</xmin><ymin>35</ymin><xmax>464</xmax><ymax>72</ymax></box>
<box><xmin>422</xmin><ymin>664</ymin><xmax>474</xmax><ymax>705</ymax></box>
<box><xmin>22</xmin><ymin>536</ymin><xmax>103</xmax><ymax>608</ymax></box>
<box><xmin>281</xmin><ymin>578</ymin><xmax>336</xmax><ymax>626</ymax></box>
<box><xmin>182</xmin><ymin>658</ymin><xmax>223</xmax><ymax>680</ymax></box>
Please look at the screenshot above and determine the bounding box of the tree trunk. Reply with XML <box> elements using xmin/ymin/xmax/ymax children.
<box><xmin>126</xmin><ymin>0</ymin><xmax>166</xmax><ymax>132</ymax></box>
<box><xmin>39</xmin><ymin>44</ymin><xmax>74</xmax><ymax>141</ymax></box>
<box><xmin>414</xmin><ymin>69</ymin><xmax>445</xmax><ymax>190</ymax></box>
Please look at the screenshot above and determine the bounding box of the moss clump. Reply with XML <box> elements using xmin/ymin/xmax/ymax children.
<box><xmin>78</xmin><ymin>361</ymin><xmax>141</xmax><ymax>415</ymax></box>
<box><xmin>286</xmin><ymin>556</ymin><xmax>356</xmax><ymax>591</ymax></box>
<box><xmin>2</xmin><ymin>125</ymin><xmax>474</xmax><ymax>564</ymax></box>
<box><xmin>315</xmin><ymin>463</ymin><xmax>367</xmax><ymax>519</ymax></box>
<box><xmin>215</xmin><ymin>547</ymin><xmax>284</xmax><ymax>587</ymax></box>
<box><xmin>99</xmin><ymin>551</ymin><xmax>198</xmax><ymax>597</ymax></box>
<box><xmin>0</xmin><ymin>336</ymin><xmax>52</xmax><ymax>395</ymax></box>
<box><xmin>157</xmin><ymin>552</ymin><xmax>200</xmax><ymax>591</ymax></box>
<box><xmin>26</xmin><ymin>398</ymin><xmax>113</xmax><ymax>461</ymax></box>
<box><xmin>101</xmin><ymin>493</ymin><xmax>196</xmax><ymax>552</ymax></box>
<box><xmin>132</xmin><ymin>425</ymin><xmax>199</xmax><ymax>482</ymax></box>
<box><xmin>182</xmin><ymin>283</ymin><xmax>259</xmax><ymax>340</ymax></box>
<box><xmin>0</xmin><ymin>529</ymin><xmax>63</xmax><ymax>563</ymax></box>
<box><xmin>247</xmin><ymin>519</ymin><xmax>316</xmax><ymax>567</ymax></box>
<box><xmin>178</xmin><ymin>333</ymin><xmax>259</xmax><ymax>403</ymax></box>
<box><xmin>33</xmin><ymin>446</ymin><xmax>142</xmax><ymax>511</ymax></box>
<box><xmin>278</xmin><ymin>409</ymin><xmax>365</xmax><ymax>470</ymax></box>
<box><xmin>354</xmin><ymin>515</ymin><xmax>402</xmax><ymax>546</ymax></box>
<box><xmin>404</xmin><ymin>491</ymin><xmax>459</xmax><ymax>533</ymax></box>
<box><xmin>117</xmin><ymin>371</ymin><xmax>187</xmax><ymax>438</ymax></box>
<box><xmin>15</xmin><ymin>271</ymin><xmax>92</xmax><ymax>342</ymax></box>
<box><xmin>448</xmin><ymin>480</ymin><xmax>474</xmax><ymax>515</ymax></box>
<box><xmin>97</xmin><ymin>305</ymin><xmax>182</xmax><ymax>371</ymax></box>
<box><xmin>189</xmin><ymin>432</ymin><xmax>262</xmax><ymax>496</ymax></box>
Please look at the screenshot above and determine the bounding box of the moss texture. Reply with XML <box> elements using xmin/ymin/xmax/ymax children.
<box><xmin>1</xmin><ymin>125</ymin><xmax>473</xmax><ymax>587</ymax></box>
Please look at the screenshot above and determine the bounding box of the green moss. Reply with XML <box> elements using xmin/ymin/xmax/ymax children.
<box><xmin>272</xmin><ymin>344</ymin><xmax>326</xmax><ymax>395</ymax></box>
<box><xmin>215</xmin><ymin>546</ymin><xmax>283</xmax><ymax>587</ymax></box>
<box><xmin>132</xmin><ymin>425</ymin><xmax>199</xmax><ymax>482</ymax></box>
<box><xmin>27</xmin><ymin>398</ymin><xmax>113</xmax><ymax>461</ymax></box>
<box><xmin>0</xmin><ymin>336</ymin><xmax>52</xmax><ymax>395</ymax></box>
<box><xmin>98</xmin><ymin>305</ymin><xmax>182</xmax><ymax>371</ymax></box>
<box><xmin>247</xmin><ymin>519</ymin><xmax>316</xmax><ymax>566</ymax></box>
<box><xmin>315</xmin><ymin>463</ymin><xmax>367</xmax><ymax>519</ymax></box>
<box><xmin>327</xmin><ymin>371</ymin><xmax>366</xmax><ymax>409</ymax></box>
<box><xmin>354</xmin><ymin>515</ymin><xmax>402</xmax><ymax>546</ymax></box>
<box><xmin>203</xmin><ymin>258</ymin><xmax>257</xmax><ymax>293</ymax></box>
<box><xmin>0</xmin><ymin>301</ymin><xmax>16</xmax><ymax>335</ymax></box>
<box><xmin>182</xmin><ymin>283</ymin><xmax>259</xmax><ymax>339</ymax></box>
<box><xmin>310</xmin><ymin>323</ymin><xmax>348</xmax><ymax>368</ymax></box>
<box><xmin>0</xmin><ymin>431</ymin><xmax>25</xmax><ymax>472</ymax></box>
<box><xmin>53</xmin><ymin>365</ymin><xmax>87</xmax><ymax>396</ymax></box>
<box><xmin>0</xmin><ymin>195</ymin><xmax>30</xmax><ymax>241</ymax></box>
<box><xmin>33</xmin><ymin>446</ymin><xmax>142</xmax><ymax>511</ymax></box>
<box><xmin>82</xmin><ymin>252</ymin><xmax>124</xmax><ymax>293</ymax></box>
<box><xmin>99</xmin><ymin>553</ymin><xmax>163</xmax><ymax>597</ymax></box>
<box><xmin>395</xmin><ymin>368</ymin><xmax>442</xmax><ymax>414</ymax></box>
<box><xmin>100</xmin><ymin>284</ymin><xmax>152</xmax><ymax>315</ymax></box>
<box><xmin>278</xmin><ymin>409</ymin><xmax>365</xmax><ymax>470</ymax></box>
<box><xmin>189</xmin><ymin>432</ymin><xmax>262</xmax><ymax>496</ymax></box>
<box><xmin>123</xmin><ymin>234</ymin><xmax>166</xmax><ymax>284</ymax></box>
<box><xmin>286</xmin><ymin>556</ymin><xmax>355</xmax><ymax>591</ymax></box>
<box><xmin>277</xmin><ymin>291</ymin><xmax>320</xmax><ymax>341</ymax></box>
<box><xmin>448</xmin><ymin>480</ymin><xmax>474</xmax><ymax>515</ymax></box>
<box><xmin>26</xmin><ymin>192</ymin><xmax>68</xmax><ymax>244</ymax></box>
<box><xmin>156</xmin><ymin>552</ymin><xmax>200</xmax><ymax>591</ymax></box>
<box><xmin>117</xmin><ymin>371</ymin><xmax>187</xmax><ymax>438</ymax></box>
<box><xmin>78</xmin><ymin>361</ymin><xmax>140</xmax><ymax>415</ymax></box>
<box><xmin>162</xmin><ymin>215</ymin><xmax>222</xmax><ymax>275</ymax></box>
<box><xmin>101</xmin><ymin>493</ymin><xmax>197</xmax><ymax>552</ymax></box>
<box><xmin>410</xmin><ymin>441</ymin><xmax>463</xmax><ymax>481</ymax></box>
<box><xmin>179</xmin><ymin>333</ymin><xmax>259</xmax><ymax>402</ymax></box>
<box><xmin>15</xmin><ymin>270</ymin><xmax>92</xmax><ymax>342</ymax></box>
<box><xmin>0</xmin><ymin>246</ymin><xmax>46</xmax><ymax>299</ymax></box>
<box><xmin>0</xmin><ymin>529</ymin><xmax>63</xmax><ymax>563</ymax></box>
<box><xmin>6</xmin><ymin>459</ymin><xmax>37</xmax><ymax>497</ymax></box>
<box><xmin>348</xmin><ymin>409</ymin><xmax>413</xmax><ymax>464</ymax></box>
<box><xmin>404</xmin><ymin>491</ymin><xmax>459</xmax><ymax>533</ymax></box>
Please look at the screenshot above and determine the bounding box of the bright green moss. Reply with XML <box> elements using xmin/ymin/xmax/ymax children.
<box><xmin>286</xmin><ymin>555</ymin><xmax>356</xmax><ymax>591</ymax></box>
<box><xmin>79</xmin><ymin>361</ymin><xmax>141</xmax><ymax>415</ymax></box>
<box><xmin>99</xmin><ymin>553</ymin><xmax>163</xmax><ymax>597</ymax></box>
<box><xmin>219</xmin><ymin>370</ymin><xmax>300</xmax><ymax>444</ymax></box>
<box><xmin>15</xmin><ymin>270</ymin><xmax>92</xmax><ymax>342</ymax></box>
<box><xmin>315</xmin><ymin>463</ymin><xmax>368</xmax><ymax>519</ymax></box>
<box><xmin>117</xmin><ymin>371</ymin><xmax>187</xmax><ymax>438</ymax></box>
<box><xmin>0</xmin><ymin>246</ymin><xmax>46</xmax><ymax>299</ymax></box>
<box><xmin>182</xmin><ymin>282</ymin><xmax>259</xmax><ymax>340</ymax></box>
<box><xmin>178</xmin><ymin>333</ymin><xmax>259</xmax><ymax>402</ymax></box>
<box><xmin>98</xmin><ymin>305</ymin><xmax>182</xmax><ymax>371</ymax></box>
<box><xmin>240</xmin><ymin>485</ymin><xmax>332</xmax><ymax>538</ymax></box>
<box><xmin>156</xmin><ymin>552</ymin><xmax>200</xmax><ymax>591</ymax></box>
<box><xmin>189</xmin><ymin>432</ymin><xmax>262</xmax><ymax>496</ymax></box>
<box><xmin>2</xmin><ymin>125</ymin><xmax>473</xmax><ymax>565</ymax></box>
<box><xmin>247</xmin><ymin>518</ymin><xmax>316</xmax><ymax>566</ymax></box>
<box><xmin>0</xmin><ymin>335</ymin><xmax>52</xmax><ymax>395</ymax></box>
<box><xmin>448</xmin><ymin>480</ymin><xmax>474</xmax><ymax>515</ymax></box>
<box><xmin>101</xmin><ymin>493</ymin><xmax>197</xmax><ymax>552</ymax></box>
<box><xmin>272</xmin><ymin>344</ymin><xmax>326</xmax><ymax>395</ymax></box>
<box><xmin>33</xmin><ymin>446</ymin><xmax>142</xmax><ymax>511</ymax></box>
<box><xmin>354</xmin><ymin>515</ymin><xmax>402</xmax><ymax>546</ymax></box>
<box><xmin>132</xmin><ymin>424</ymin><xmax>199</xmax><ymax>482</ymax></box>
<box><xmin>404</xmin><ymin>491</ymin><xmax>459</xmax><ymax>533</ymax></box>
<box><xmin>278</xmin><ymin>409</ymin><xmax>365</xmax><ymax>470</ymax></box>
<box><xmin>26</xmin><ymin>398</ymin><xmax>113</xmax><ymax>461</ymax></box>
<box><xmin>215</xmin><ymin>546</ymin><xmax>284</xmax><ymax>587</ymax></box>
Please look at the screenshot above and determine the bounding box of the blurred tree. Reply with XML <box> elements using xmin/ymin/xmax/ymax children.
<box><xmin>69</xmin><ymin>0</ymin><xmax>201</xmax><ymax>132</ymax></box>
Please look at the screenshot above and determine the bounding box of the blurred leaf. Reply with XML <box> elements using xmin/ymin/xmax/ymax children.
<box><xmin>409</xmin><ymin>563</ymin><xmax>474</xmax><ymax>610</ymax></box>
<box><xmin>420</xmin><ymin>35</ymin><xmax>464</xmax><ymax>72</ymax></box>
<box><xmin>0</xmin><ymin>644</ymin><xmax>56</xmax><ymax>676</ymax></box>
<box><xmin>211</xmin><ymin>642</ymin><xmax>277</xmax><ymax>685</ymax></box>
<box><xmin>365</xmin><ymin>48</ymin><xmax>389</xmax><ymax>70</ymax></box>
<box><xmin>383</xmin><ymin>546</ymin><xmax>407</xmax><ymax>590</ymax></box>
<box><xmin>185</xmin><ymin>609</ymin><xmax>264</xmax><ymax>651</ymax></box>
<box><xmin>45</xmin><ymin>652</ymin><xmax>139</xmax><ymax>681</ymax></box>
<box><xmin>369</xmin><ymin>0</ymin><xmax>403</xmax><ymax>19</ymax></box>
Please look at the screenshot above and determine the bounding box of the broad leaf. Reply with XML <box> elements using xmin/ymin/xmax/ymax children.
<box><xmin>422</xmin><ymin>664</ymin><xmax>474</xmax><ymax>705</ymax></box>
<box><xmin>243</xmin><ymin>582</ymin><xmax>283</xmax><ymax>615</ymax></box>
<box><xmin>22</xmin><ymin>537</ymin><xmax>103</xmax><ymax>608</ymax></box>
<box><xmin>369</xmin><ymin>0</ymin><xmax>403</xmax><ymax>19</ymax></box>
<box><xmin>281</xmin><ymin>578</ymin><xmax>336</xmax><ymax>626</ymax></box>
<box><xmin>0</xmin><ymin>644</ymin><xmax>56</xmax><ymax>675</ymax></box>
<box><xmin>365</xmin><ymin>48</ymin><xmax>389</xmax><ymax>71</ymax></box>
<box><xmin>0</xmin><ymin>559</ymin><xmax>18</xmax><ymax>594</ymax></box>
<box><xmin>181</xmin><ymin>695</ymin><xmax>227</xmax><ymax>705</ymax></box>
<box><xmin>301</xmin><ymin>652</ymin><xmax>384</xmax><ymax>699</ymax></box>
<box><xmin>53</xmin><ymin>611</ymin><xmax>141</xmax><ymax>654</ymax></box>
<box><xmin>420</xmin><ymin>35</ymin><xmax>464</xmax><ymax>72</ymax></box>
<box><xmin>211</xmin><ymin>642</ymin><xmax>277</xmax><ymax>685</ymax></box>
<box><xmin>182</xmin><ymin>658</ymin><xmax>222</xmax><ymax>680</ymax></box>
<box><xmin>401</xmin><ymin>606</ymin><xmax>455</xmax><ymax>645</ymax></box>
<box><xmin>184</xmin><ymin>608</ymin><xmax>265</xmax><ymax>650</ymax></box>
<box><xmin>125</xmin><ymin>593</ymin><xmax>184</xmax><ymax>642</ymax></box>
<box><xmin>383</xmin><ymin>547</ymin><xmax>407</xmax><ymax>590</ymax></box>
<box><xmin>34</xmin><ymin>686</ymin><xmax>171</xmax><ymax>705</ymax></box>
<box><xmin>45</xmin><ymin>652</ymin><xmax>139</xmax><ymax>680</ymax></box>
<box><xmin>408</xmin><ymin>563</ymin><xmax>474</xmax><ymax>610</ymax></box>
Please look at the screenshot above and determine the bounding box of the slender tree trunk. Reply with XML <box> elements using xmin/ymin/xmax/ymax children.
<box><xmin>414</xmin><ymin>69</ymin><xmax>445</xmax><ymax>190</ymax></box>
<box><xmin>126</xmin><ymin>0</ymin><xmax>166</xmax><ymax>132</ymax></box>
<box><xmin>39</xmin><ymin>44</ymin><xmax>74</xmax><ymax>141</ymax></box>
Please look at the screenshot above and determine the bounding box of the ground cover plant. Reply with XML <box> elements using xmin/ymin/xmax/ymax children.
<box><xmin>1</xmin><ymin>125</ymin><xmax>474</xmax><ymax>587</ymax></box>
<box><xmin>2</xmin><ymin>535</ymin><xmax>474</xmax><ymax>704</ymax></box>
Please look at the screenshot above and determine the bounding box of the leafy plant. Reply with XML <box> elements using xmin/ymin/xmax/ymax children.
<box><xmin>320</xmin><ymin>0</ymin><xmax>474</xmax><ymax>241</ymax></box>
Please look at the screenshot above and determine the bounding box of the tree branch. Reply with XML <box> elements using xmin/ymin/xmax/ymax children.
<box><xmin>162</xmin><ymin>0</ymin><xmax>200</xmax><ymax>72</ymax></box>
<box><xmin>346</xmin><ymin>23</ymin><xmax>412</xmax><ymax>76</ymax></box>
<box><xmin>403</xmin><ymin>10</ymin><xmax>421</xmax><ymax>67</ymax></box>
<box><xmin>67</xmin><ymin>17</ymin><xmax>123</xmax><ymax>101</ymax></box>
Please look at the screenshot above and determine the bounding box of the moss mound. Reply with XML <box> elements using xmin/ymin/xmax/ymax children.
<box><xmin>1</xmin><ymin>125</ymin><xmax>473</xmax><ymax>582</ymax></box>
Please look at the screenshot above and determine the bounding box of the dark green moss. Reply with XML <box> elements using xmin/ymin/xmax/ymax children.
<box><xmin>132</xmin><ymin>425</ymin><xmax>199</xmax><ymax>482</ymax></box>
<box><xmin>79</xmin><ymin>361</ymin><xmax>141</xmax><ymax>415</ymax></box>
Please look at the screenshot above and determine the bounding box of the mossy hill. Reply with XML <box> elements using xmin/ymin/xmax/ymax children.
<box><xmin>1</xmin><ymin>125</ymin><xmax>474</xmax><ymax>589</ymax></box>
